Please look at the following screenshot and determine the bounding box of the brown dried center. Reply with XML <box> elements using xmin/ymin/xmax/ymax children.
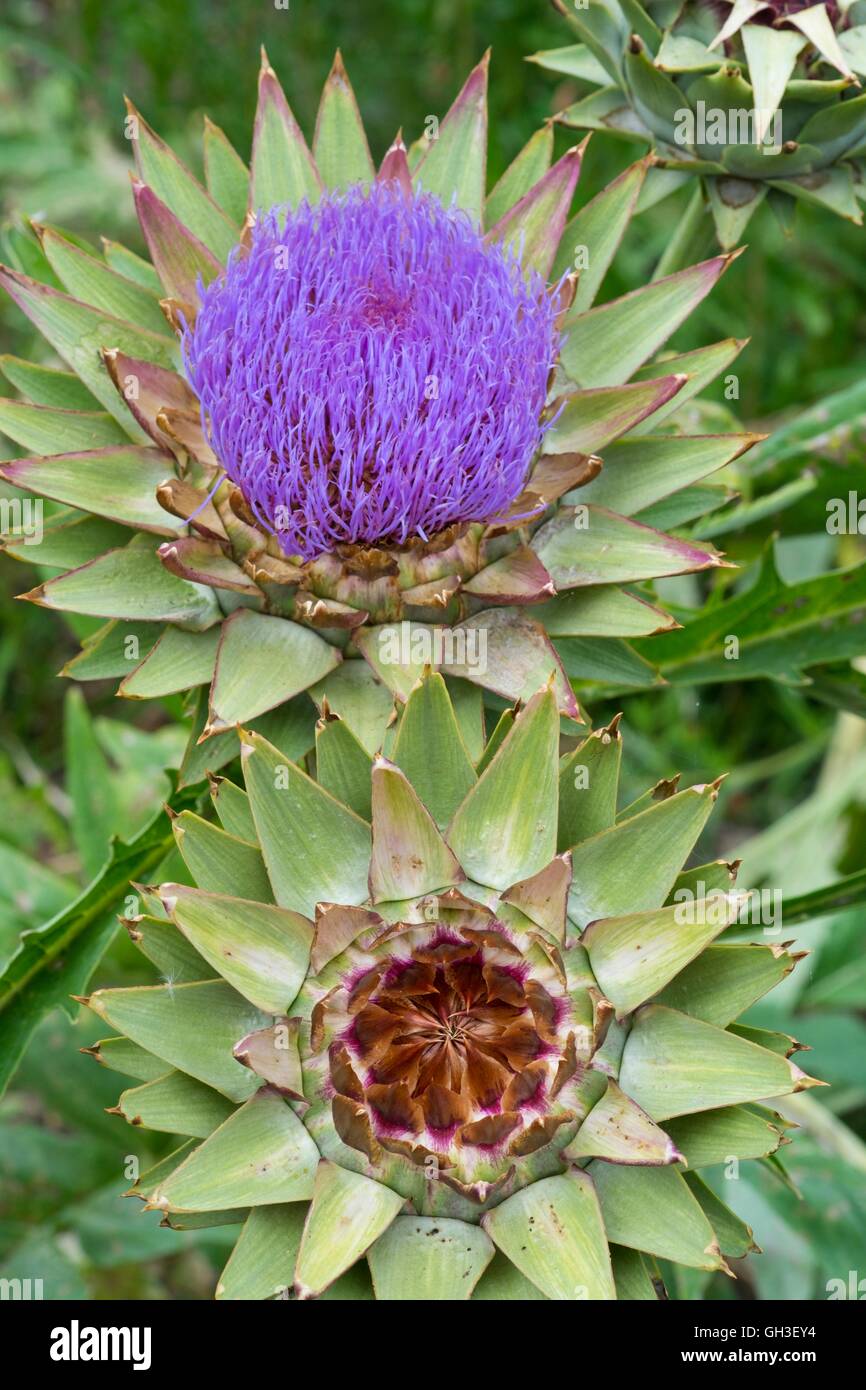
<box><xmin>337</xmin><ymin>936</ymin><xmax>561</xmax><ymax>1141</ymax></box>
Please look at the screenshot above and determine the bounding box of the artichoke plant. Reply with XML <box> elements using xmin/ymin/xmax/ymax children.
<box><xmin>82</xmin><ymin>673</ymin><xmax>817</xmax><ymax>1300</ymax></box>
<box><xmin>0</xmin><ymin>49</ymin><xmax>755</xmax><ymax>761</ymax></box>
<box><xmin>536</xmin><ymin>0</ymin><xmax>866</xmax><ymax>246</ymax></box>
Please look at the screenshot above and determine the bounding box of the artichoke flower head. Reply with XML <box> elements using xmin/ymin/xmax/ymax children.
<box><xmin>83</xmin><ymin>673</ymin><xmax>819</xmax><ymax>1300</ymax></box>
<box><xmin>0</xmin><ymin>48</ymin><xmax>755</xmax><ymax>765</ymax></box>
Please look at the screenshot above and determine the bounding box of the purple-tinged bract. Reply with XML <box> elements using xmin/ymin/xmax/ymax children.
<box><xmin>184</xmin><ymin>185</ymin><xmax>559</xmax><ymax>560</ymax></box>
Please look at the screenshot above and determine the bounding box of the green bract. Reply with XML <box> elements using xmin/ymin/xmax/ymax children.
<box><xmin>535</xmin><ymin>0</ymin><xmax>866</xmax><ymax>245</ymax></box>
<box><xmin>0</xmin><ymin>49</ymin><xmax>754</xmax><ymax>762</ymax></box>
<box><xmin>84</xmin><ymin>673</ymin><xmax>818</xmax><ymax>1300</ymax></box>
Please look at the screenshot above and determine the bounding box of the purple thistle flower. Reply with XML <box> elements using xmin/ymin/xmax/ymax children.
<box><xmin>183</xmin><ymin>184</ymin><xmax>559</xmax><ymax>561</ymax></box>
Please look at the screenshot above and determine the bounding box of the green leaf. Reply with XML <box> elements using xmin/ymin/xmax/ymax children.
<box><xmin>216</xmin><ymin>1204</ymin><xmax>306</xmax><ymax>1300</ymax></box>
<box><xmin>567</xmin><ymin>782</ymin><xmax>720</xmax><ymax>927</ymax></box>
<box><xmin>29</xmin><ymin>543</ymin><xmax>221</xmax><ymax>628</ymax></box>
<box><xmin>546</xmin><ymin>376</ymin><xmax>685</xmax><ymax>452</ymax></box>
<box><xmin>0</xmin><ymin>789</ymin><xmax>196</xmax><ymax>1098</ymax></box>
<box><xmin>413</xmin><ymin>55</ymin><xmax>488</xmax><ymax>225</ymax></box>
<box><xmin>664</xmin><ymin>1105</ymin><xmax>787</xmax><ymax>1168</ymax></box>
<box><xmin>472</xmin><ymin>1250</ymin><xmax>548</xmax><ymax>1300</ymax></box>
<box><xmin>241</xmin><ymin>728</ymin><xmax>371</xmax><ymax>916</ymax></box>
<box><xmin>368</xmin><ymin>1215</ymin><xmax>495</xmax><ymax>1300</ymax></box>
<box><xmin>560</xmin><ymin>253</ymin><xmax>736</xmax><ymax>387</ymax></box>
<box><xmin>207</xmin><ymin>610</ymin><xmax>341</xmax><ymax>733</ymax></box>
<box><xmin>487</xmin><ymin>145</ymin><xmax>583</xmax><ymax>279</ymax></box>
<box><xmin>575</xmin><ymin>433</ymin><xmax>758</xmax><ymax>517</ymax></box>
<box><xmin>0</xmin><ymin>446</ymin><xmax>177</xmax><ymax>534</ymax></box>
<box><xmin>0</xmin><ymin>266</ymin><xmax>179</xmax><ymax>432</ymax></box>
<box><xmin>369</xmin><ymin>758</ymin><xmax>462</xmax><ymax>902</ymax></box>
<box><xmin>630</xmin><ymin>338</ymin><xmax>747</xmax><ymax>433</ymax></box>
<box><xmin>563</xmin><ymin>1078</ymin><xmax>680</xmax><ymax>1164</ymax></box>
<box><xmin>589</xmin><ymin>1162</ymin><xmax>725</xmax><ymax>1271</ymax></box>
<box><xmin>88</xmin><ymin>979</ymin><xmax>268</xmax><ymax>1102</ymax></box>
<box><xmin>128</xmin><ymin>102</ymin><xmax>237</xmax><ymax>260</ymax></box>
<box><xmin>125</xmin><ymin>914</ymin><xmax>212</xmax><ymax>984</ymax></box>
<box><xmin>116</xmin><ymin>1070</ymin><xmax>235</xmax><ymax>1138</ymax></box>
<box><xmin>249</xmin><ymin>53</ymin><xmax>322</xmax><ymax>214</ymax></box>
<box><xmin>482</xmin><ymin>1170</ymin><xmax>616</xmax><ymax>1300</ymax></box>
<box><xmin>203</xmin><ymin>118</ymin><xmax>249</xmax><ymax>224</ymax></box>
<box><xmin>154</xmin><ymin>1090</ymin><xmax>318</xmax><ymax>1211</ymax></box>
<box><xmin>173</xmin><ymin>811</ymin><xmax>273</xmax><ymax>902</ymax></box>
<box><xmin>210</xmin><ymin>776</ymin><xmax>257</xmax><ymax>843</ymax></box>
<box><xmin>653</xmin><ymin>943</ymin><xmax>798</xmax><ymax>1026</ymax></box>
<box><xmin>447</xmin><ymin>688</ymin><xmax>559</xmax><ymax>891</ymax></box>
<box><xmin>781</xmin><ymin>867</ymin><xmax>866</xmax><ymax>926</ymax></box>
<box><xmin>485</xmin><ymin>123</ymin><xmax>554</xmax><ymax>229</ymax></box>
<box><xmin>37</xmin><ymin>226</ymin><xmax>168</xmax><ymax>335</ymax></box>
<box><xmin>537</xmin><ymin>587</ymin><xmax>675</xmax><ymax>639</ymax></box>
<box><xmin>0</xmin><ymin>353</ymin><xmax>98</xmax><ymax>410</ymax></box>
<box><xmin>313</xmin><ymin>52</ymin><xmax>375</xmax><ymax>190</ymax></box>
<box><xmin>392</xmin><ymin>673</ymin><xmax>477</xmax><ymax>829</ymax></box>
<box><xmin>64</xmin><ymin>687</ymin><xmax>117</xmax><ymax>881</ymax></box>
<box><xmin>162</xmin><ymin>884</ymin><xmax>312</xmax><ymax>1015</ymax></box>
<box><xmin>741</xmin><ymin>24</ymin><xmax>807</xmax><ymax>142</ymax></box>
<box><xmin>582</xmin><ymin>898</ymin><xmax>739</xmax><ymax>1016</ymax></box>
<box><xmin>685</xmin><ymin>1173</ymin><xmax>759</xmax><ymax>1257</ymax></box>
<box><xmin>552</xmin><ymin>155</ymin><xmax>650</xmax><ymax>308</ymax></box>
<box><xmin>101</xmin><ymin>239</ymin><xmax>163</xmax><ymax>294</ymax></box>
<box><xmin>132</xmin><ymin>181</ymin><xmax>224</xmax><ymax>304</ymax></box>
<box><xmin>119</xmin><ymin>625</ymin><xmax>220</xmax><ymax>699</ymax></box>
<box><xmin>610</xmin><ymin>1245</ymin><xmax>659</xmax><ymax>1300</ymax></box>
<box><xmin>0</xmin><ymin>398</ymin><xmax>127</xmax><ymax>453</ymax></box>
<box><xmin>89</xmin><ymin>1035</ymin><xmax>168</xmax><ymax>1082</ymax></box>
<box><xmin>643</xmin><ymin>550</ymin><xmax>866</xmax><ymax>687</ymax></box>
<box><xmin>309</xmin><ymin>657</ymin><xmax>394</xmax><ymax>757</ymax></box>
<box><xmin>295</xmin><ymin>1160</ymin><xmax>404</xmax><ymax>1298</ymax></box>
<box><xmin>619</xmin><ymin>1004</ymin><xmax>813</xmax><ymax>1120</ymax></box>
<box><xmin>315</xmin><ymin>714</ymin><xmax>373</xmax><ymax>821</ymax></box>
<box><xmin>558</xmin><ymin>716</ymin><xmax>622</xmax><ymax>850</ymax></box>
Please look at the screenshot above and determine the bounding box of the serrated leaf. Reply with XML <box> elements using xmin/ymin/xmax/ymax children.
<box><xmin>0</xmin><ymin>788</ymin><xmax>196</xmax><ymax>1099</ymax></box>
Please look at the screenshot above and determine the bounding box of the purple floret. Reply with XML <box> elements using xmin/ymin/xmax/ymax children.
<box><xmin>183</xmin><ymin>184</ymin><xmax>559</xmax><ymax>561</ymax></box>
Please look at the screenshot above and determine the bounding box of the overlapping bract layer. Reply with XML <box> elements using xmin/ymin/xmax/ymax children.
<box><xmin>538</xmin><ymin>0</ymin><xmax>866</xmax><ymax>245</ymax></box>
<box><xmin>82</xmin><ymin>674</ymin><xmax>819</xmax><ymax>1299</ymax></box>
<box><xmin>184</xmin><ymin>187</ymin><xmax>558</xmax><ymax>558</ymax></box>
